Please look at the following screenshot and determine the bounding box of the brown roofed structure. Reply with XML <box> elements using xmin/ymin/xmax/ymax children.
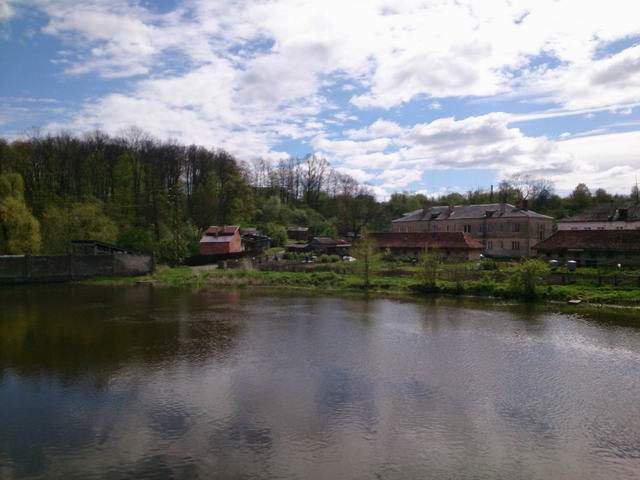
<box><xmin>371</xmin><ymin>232</ymin><xmax>484</xmax><ymax>261</ymax></box>
<box><xmin>534</xmin><ymin>230</ymin><xmax>640</xmax><ymax>252</ymax></box>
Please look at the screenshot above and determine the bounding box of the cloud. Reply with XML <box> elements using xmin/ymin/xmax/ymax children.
<box><xmin>0</xmin><ymin>0</ymin><xmax>14</xmax><ymax>21</ymax></box>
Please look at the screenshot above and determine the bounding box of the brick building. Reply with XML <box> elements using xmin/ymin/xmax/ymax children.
<box><xmin>391</xmin><ymin>202</ymin><xmax>554</xmax><ymax>258</ymax></box>
<box><xmin>371</xmin><ymin>232</ymin><xmax>484</xmax><ymax>261</ymax></box>
<box><xmin>534</xmin><ymin>230</ymin><xmax>640</xmax><ymax>266</ymax></box>
<box><xmin>199</xmin><ymin>226</ymin><xmax>243</xmax><ymax>255</ymax></box>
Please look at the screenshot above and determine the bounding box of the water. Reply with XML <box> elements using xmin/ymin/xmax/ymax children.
<box><xmin>1</xmin><ymin>285</ymin><xmax>640</xmax><ymax>479</ymax></box>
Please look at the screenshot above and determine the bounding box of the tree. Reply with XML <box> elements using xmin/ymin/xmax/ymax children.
<box><xmin>42</xmin><ymin>199</ymin><xmax>118</xmax><ymax>254</ymax></box>
<box><xmin>0</xmin><ymin>173</ymin><xmax>41</xmax><ymax>254</ymax></box>
<box><xmin>351</xmin><ymin>233</ymin><xmax>379</xmax><ymax>288</ymax></box>
<box><xmin>508</xmin><ymin>259</ymin><xmax>550</xmax><ymax>299</ymax></box>
<box><xmin>264</xmin><ymin>223</ymin><xmax>288</xmax><ymax>247</ymax></box>
<box><xmin>419</xmin><ymin>249</ymin><xmax>440</xmax><ymax>291</ymax></box>
<box><xmin>568</xmin><ymin>183</ymin><xmax>592</xmax><ymax>211</ymax></box>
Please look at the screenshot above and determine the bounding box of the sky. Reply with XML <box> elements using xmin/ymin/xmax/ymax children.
<box><xmin>1</xmin><ymin>0</ymin><xmax>640</xmax><ymax>199</ymax></box>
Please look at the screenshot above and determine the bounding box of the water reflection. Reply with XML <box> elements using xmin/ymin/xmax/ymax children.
<box><xmin>1</xmin><ymin>286</ymin><xmax>640</xmax><ymax>479</ymax></box>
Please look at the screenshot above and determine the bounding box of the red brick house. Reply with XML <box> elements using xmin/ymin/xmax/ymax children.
<box><xmin>371</xmin><ymin>232</ymin><xmax>484</xmax><ymax>261</ymax></box>
<box><xmin>199</xmin><ymin>226</ymin><xmax>243</xmax><ymax>255</ymax></box>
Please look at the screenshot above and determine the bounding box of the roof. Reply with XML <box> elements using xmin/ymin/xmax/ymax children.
<box><xmin>201</xmin><ymin>225</ymin><xmax>240</xmax><ymax>244</ymax></box>
<box><xmin>534</xmin><ymin>230</ymin><xmax>640</xmax><ymax>252</ymax></box>
<box><xmin>70</xmin><ymin>240</ymin><xmax>135</xmax><ymax>254</ymax></box>
<box><xmin>204</xmin><ymin>225</ymin><xmax>239</xmax><ymax>236</ymax></box>
<box><xmin>287</xmin><ymin>226</ymin><xmax>309</xmax><ymax>232</ymax></box>
<box><xmin>392</xmin><ymin>203</ymin><xmax>553</xmax><ymax>223</ymax></box>
<box><xmin>311</xmin><ymin>236</ymin><xmax>339</xmax><ymax>245</ymax></box>
<box><xmin>557</xmin><ymin>203</ymin><xmax>640</xmax><ymax>223</ymax></box>
<box><xmin>371</xmin><ymin>232</ymin><xmax>484</xmax><ymax>250</ymax></box>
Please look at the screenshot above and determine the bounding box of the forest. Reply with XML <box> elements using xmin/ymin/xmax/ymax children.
<box><xmin>0</xmin><ymin>130</ymin><xmax>637</xmax><ymax>263</ymax></box>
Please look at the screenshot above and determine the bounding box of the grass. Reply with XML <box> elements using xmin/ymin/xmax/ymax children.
<box><xmin>83</xmin><ymin>260</ymin><xmax>640</xmax><ymax>309</ymax></box>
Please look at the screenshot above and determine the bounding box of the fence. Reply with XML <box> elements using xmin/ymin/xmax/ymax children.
<box><xmin>0</xmin><ymin>253</ymin><xmax>155</xmax><ymax>285</ymax></box>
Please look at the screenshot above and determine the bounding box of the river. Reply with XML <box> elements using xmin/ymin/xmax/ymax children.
<box><xmin>1</xmin><ymin>285</ymin><xmax>639</xmax><ymax>479</ymax></box>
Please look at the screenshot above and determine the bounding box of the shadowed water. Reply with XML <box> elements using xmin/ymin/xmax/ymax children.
<box><xmin>1</xmin><ymin>285</ymin><xmax>640</xmax><ymax>479</ymax></box>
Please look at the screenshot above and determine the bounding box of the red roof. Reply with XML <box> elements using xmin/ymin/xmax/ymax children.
<box><xmin>534</xmin><ymin>230</ymin><xmax>640</xmax><ymax>252</ymax></box>
<box><xmin>204</xmin><ymin>225</ymin><xmax>239</xmax><ymax>236</ymax></box>
<box><xmin>371</xmin><ymin>232</ymin><xmax>484</xmax><ymax>250</ymax></box>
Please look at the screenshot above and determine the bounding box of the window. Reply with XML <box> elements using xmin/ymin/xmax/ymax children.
<box><xmin>616</xmin><ymin>226</ymin><xmax>624</xmax><ymax>230</ymax></box>
<box><xmin>432</xmin><ymin>224</ymin><xmax>437</xmax><ymax>232</ymax></box>
<box><xmin>500</xmin><ymin>241</ymin><xmax>504</xmax><ymax>249</ymax></box>
<box><xmin>487</xmin><ymin>240</ymin><xmax>493</xmax><ymax>250</ymax></box>
<box><xmin>512</xmin><ymin>223</ymin><xmax>520</xmax><ymax>232</ymax></box>
<box><xmin>585</xmin><ymin>227</ymin><xmax>592</xmax><ymax>230</ymax></box>
<box><xmin>446</xmin><ymin>225</ymin><xmax>450</xmax><ymax>232</ymax></box>
<box><xmin>512</xmin><ymin>241</ymin><xmax>520</xmax><ymax>250</ymax></box>
<box><xmin>463</xmin><ymin>224</ymin><xmax>472</xmax><ymax>233</ymax></box>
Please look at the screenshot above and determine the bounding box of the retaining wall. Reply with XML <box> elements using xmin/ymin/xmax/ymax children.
<box><xmin>0</xmin><ymin>253</ymin><xmax>154</xmax><ymax>284</ymax></box>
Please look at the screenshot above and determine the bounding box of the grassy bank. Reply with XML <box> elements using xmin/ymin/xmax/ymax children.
<box><xmin>85</xmin><ymin>263</ymin><xmax>640</xmax><ymax>308</ymax></box>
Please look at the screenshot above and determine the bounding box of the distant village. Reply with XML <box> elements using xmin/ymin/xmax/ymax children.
<box><xmin>198</xmin><ymin>200</ymin><xmax>640</xmax><ymax>268</ymax></box>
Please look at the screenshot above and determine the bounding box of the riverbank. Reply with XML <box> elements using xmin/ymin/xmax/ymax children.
<box><xmin>84</xmin><ymin>264</ymin><xmax>640</xmax><ymax>309</ymax></box>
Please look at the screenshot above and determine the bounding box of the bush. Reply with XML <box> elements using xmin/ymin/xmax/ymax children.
<box><xmin>508</xmin><ymin>259</ymin><xmax>550</xmax><ymax>299</ymax></box>
<box><xmin>419</xmin><ymin>250</ymin><xmax>440</xmax><ymax>291</ymax></box>
<box><xmin>328</xmin><ymin>254</ymin><xmax>340</xmax><ymax>263</ymax></box>
<box><xmin>319</xmin><ymin>254</ymin><xmax>330</xmax><ymax>263</ymax></box>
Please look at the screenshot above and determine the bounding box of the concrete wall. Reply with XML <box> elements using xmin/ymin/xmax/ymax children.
<box><xmin>0</xmin><ymin>253</ymin><xmax>154</xmax><ymax>284</ymax></box>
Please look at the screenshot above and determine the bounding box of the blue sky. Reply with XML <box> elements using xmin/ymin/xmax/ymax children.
<box><xmin>1</xmin><ymin>0</ymin><xmax>640</xmax><ymax>198</ymax></box>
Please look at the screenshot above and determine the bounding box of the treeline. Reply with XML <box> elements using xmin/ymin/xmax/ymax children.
<box><xmin>0</xmin><ymin>130</ymin><xmax>383</xmax><ymax>262</ymax></box>
<box><xmin>1</xmin><ymin>131</ymin><xmax>637</xmax><ymax>263</ymax></box>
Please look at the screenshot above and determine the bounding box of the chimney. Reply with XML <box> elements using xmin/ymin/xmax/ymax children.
<box><xmin>490</xmin><ymin>184</ymin><xmax>494</xmax><ymax>202</ymax></box>
<box><xmin>499</xmin><ymin>203</ymin><xmax>506</xmax><ymax>214</ymax></box>
<box><xmin>448</xmin><ymin>205</ymin><xmax>454</xmax><ymax>217</ymax></box>
<box><xmin>521</xmin><ymin>199</ymin><xmax>529</xmax><ymax>211</ymax></box>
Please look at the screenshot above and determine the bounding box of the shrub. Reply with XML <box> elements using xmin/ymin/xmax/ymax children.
<box><xmin>419</xmin><ymin>250</ymin><xmax>440</xmax><ymax>291</ymax></box>
<box><xmin>508</xmin><ymin>259</ymin><xmax>550</xmax><ymax>299</ymax></box>
<box><xmin>319</xmin><ymin>254</ymin><xmax>330</xmax><ymax>263</ymax></box>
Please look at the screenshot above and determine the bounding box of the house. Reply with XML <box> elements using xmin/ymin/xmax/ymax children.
<box><xmin>533</xmin><ymin>230</ymin><xmax>640</xmax><ymax>266</ymax></box>
<box><xmin>557</xmin><ymin>203</ymin><xmax>640</xmax><ymax>231</ymax></box>
<box><xmin>309</xmin><ymin>237</ymin><xmax>350</xmax><ymax>255</ymax></box>
<box><xmin>240</xmin><ymin>228</ymin><xmax>271</xmax><ymax>253</ymax></box>
<box><xmin>286</xmin><ymin>226</ymin><xmax>309</xmax><ymax>242</ymax></box>
<box><xmin>371</xmin><ymin>232</ymin><xmax>484</xmax><ymax>261</ymax></box>
<box><xmin>199</xmin><ymin>225</ymin><xmax>243</xmax><ymax>255</ymax></box>
<box><xmin>391</xmin><ymin>201</ymin><xmax>554</xmax><ymax>258</ymax></box>
<box><xmin>285</xmin><ymin>237</ymin><xmax>351</xmax><ymax>255</ymax></box>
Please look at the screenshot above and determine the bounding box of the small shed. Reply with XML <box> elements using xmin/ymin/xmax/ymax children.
<box><xmin>287</xmin><ymin>226</ymin><xmax>309</xmax><ymax>242</ymax></box>
<box><xmin>199</xmin><ymin>226</ymin><xmax>243</xmax><ymax>255</ymax></box>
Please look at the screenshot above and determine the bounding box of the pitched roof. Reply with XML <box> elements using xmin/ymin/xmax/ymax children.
<box><xmin>204</xmin><ymin>225</ymin><xmax>239</xmax><ymax>236</ymax></box>
<box><xmin>557</xmin><ymin>202</ymin><xmax>640</xmax><ymax>223</ymax></box>
<box><xmin>392</xmin><ymin>203</ymin><xmax>552</xmax><ymax>223</ymax></box>
<box><xmin>371</xmin><ymin>232</ymin><xmax>484</xmax><ymax>250</ymax></box>
<box><xmin>311</xmin><ymin>236</ymin><xmax>339</xmax><ymax>245</ymax></box>
<box><xmin>534</xmin><ymin>230</ymin><xmax>640</xmax><ymax>252</ymax></box>
<box><xmin>201</xmin><ymin>225</ymin><xmax>240</xmax><ymax>243</ymax></box>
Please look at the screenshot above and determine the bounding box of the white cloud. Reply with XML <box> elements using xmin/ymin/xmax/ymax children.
<box><xmin>0</xmin><ymin>0</ymin><xmax>14</xmax><ymax>21</ymax></box>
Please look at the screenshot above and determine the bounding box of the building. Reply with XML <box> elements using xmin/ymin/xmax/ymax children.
<box><xmin>70</xmin><ymin>240</ymin><xmax>137</xmax><ymax>255</ymax></box>
<box><xmin>240</xmin><ymin>229</ymin><xmax>271</xmax><ymax>253</ymax></box>
<box><xmin>286</xmin><ymin>226</ymin><xmax>309</xmax><ymax>242</ymax></box>
<box><xmin>391</xmin><ymin>201</ymin><xmax>554</xmax><ymax>258</ymax></box>
<box><xmin>371</xmin><ymin>232</ymin><xmax>484</xmax><ymax>261</ymax></box>
<box><xmin>557</xmin><ymin>203</ymin><xmax>640</xmax><ymax>231</ymax></box>
<box><xmin>199</xmin><ymin>225</ymin><xmax>243</xmax><ymax>255</ymax></box>
<box><xmin>285</xmin><ymin>237</ymin><xmax>351</xmax><ymax>255</ymax></box>
<box><xmin>534</xmin><ymin>230</ymin><xmax>640</xmax><ymax>266</ymax></box>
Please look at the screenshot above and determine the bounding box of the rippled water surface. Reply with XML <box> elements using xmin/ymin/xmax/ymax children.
<box><xmin>1</xmin><ymin>285</ymin><xmax>640</xmax><ymax>479</ymax></box>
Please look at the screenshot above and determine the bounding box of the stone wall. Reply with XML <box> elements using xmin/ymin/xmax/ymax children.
<box><xmin>0</xmin><ymin>254</ymin><xmax>154</xmax><ymax>284</ymax></box>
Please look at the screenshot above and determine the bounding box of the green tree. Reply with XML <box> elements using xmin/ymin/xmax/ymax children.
<box><xmin>419</xmin><ymin>249</ymin><xmax>440</xmax><ymax>291</ymax></box>
<box><xmin>508</xmin><ymin>259</ymin><xmax>550</xmax><ymax>299</ymax></box>
<box><xmin>0</xmin><ymin>173</ymin><xmax>41</xmax><ymax>254</ymax></box>
<box><xmin>42</xmin><ymin>199</ymin><xmax>118</xmax><ymax>254</ymax></box>
<box><xmin>264</xmin><ymin>223</ymin><xmax>288</xmax><ymax>247</ymax></box>
<box><xmin>351</xmin><ymin>233</ymin><xmax>379</xmax><ymax>288</ymax></box>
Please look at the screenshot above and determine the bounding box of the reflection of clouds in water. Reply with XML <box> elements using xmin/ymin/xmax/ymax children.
<box><xmin>2</xmin><ymin>290</ymin><xmax>640</xmax><ymax>478</ymax></box>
